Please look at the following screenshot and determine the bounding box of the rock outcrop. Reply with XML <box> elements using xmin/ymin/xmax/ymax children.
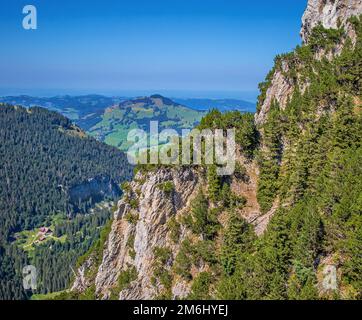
<box><xmin>69</xmin><ymin>176</ymin><xmax>121</xmax><ymax>208</ymax></box>
<box><xmin>301</xmin><ymin>0</ymin><xmax>362</xmax><ymax>44</ymax></box>
<box><xmin>72</xmin><ymin>167</ymin><xmax>201</xmax><ymax>299</ymax></box>
<box><xmin>255</xmin><ymin>61</ymin><xmax>296</xmax><ymax>126</ymax></box>
<box><xmin>256</xmin><ymin>0</ymin><xmax>362</xmax><ymax>126</ymax></box>
<box><xmin>70</xmin><ymin>0</ymin><xmax>362</xmax><ymax>301</ymax></box>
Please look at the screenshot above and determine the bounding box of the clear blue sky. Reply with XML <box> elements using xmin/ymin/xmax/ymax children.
<box><xmin>0</xmin><ymin>0</ymin><xmax>307</xmax><ymax>100</ymax></box>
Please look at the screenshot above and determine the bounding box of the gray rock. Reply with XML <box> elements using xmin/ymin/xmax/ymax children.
<box><xmin>301</xmin><ymin>0</ymin><xmax>362</xmax><ymax>44</ymax></box>
<box><xmin>78</xmin><ymin>167</ymin><xmax>200</xmax><ymax>299</ymax></box>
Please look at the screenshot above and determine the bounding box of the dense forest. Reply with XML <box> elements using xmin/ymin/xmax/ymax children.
<box><xmin>0</xmin><ymin>105</ymin><xmax>132</xmax><ymax>299</ymax></box>
<box><xmin>184</xmin><ymin>16</ymin><xmax>361</xmax><ymax>300</ymax></box>
<box><xmin>178</xmin><ymin>16</ymin><xmax>362</xmax><ymax>299</ymax></box>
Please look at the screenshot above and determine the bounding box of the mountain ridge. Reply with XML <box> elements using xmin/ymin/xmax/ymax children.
<box><xmin>65</xmin><ymin>0</ymin><xmax>362</xmax><ymax>300</ymax></box>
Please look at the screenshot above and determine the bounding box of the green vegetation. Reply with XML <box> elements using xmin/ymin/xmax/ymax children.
<box><xmin>308</xmin><ymin>23</ymin><xmax>345</xmax><ymax>51</ymax></box>
<box><xmin>257</xmin><ymin>101</ymin><xmax>283</xmax><ymax>213</ymax></box>
<box><xmin>187</xmin><ymin>190</ymin><xmax>220</xmax><ymax>239</ymax></box>
<box><xmin>121</xmin><ymin>181</ymin><xmax>132</xmax><ymax>194</ymax></box>
<box><xmin>124</xmin><ymin>212</ymin><xmax>139</xmax><ymax>224</ymax></box>
<box><xmin>174</xmin><ymin>239</ymin><xmax>194</xmax><ymax>280</ymax></box>
<box><xmin>220</xmin><ymin>212</ymin><xmax>255</xmax><ymax>276</ymax></box>
<box><xmin>117</xmin><ymin>267</ymin><xmax>138</xmax><ymax>291</ymax></box>
<box><xmin>2</xmin><ymin>13</ymin><xmax>362</xmax><ymax>301</ymax></box>
<box><xmin>207</xmin><ymin>165</ymin><xmax>221</xmax><ymax>202</ymax></box>
<box><xmin>176</xmin><ymin>17</ymin><xmax>362</xmax><ymax>301</ymax></box>
<box><xmin>88</xmin><ymin>95</ymin><xmax>206</xmax><ymax>151</ymax></box>
<box><xmin>110</xmin><ymin>266</ymin><xmax>138</xmax><ymax>299</ymax></box>
<box><xmin>199</xmin><ymin>109</ymin><xmax>259</xmax><ymax>158</ymax></box>
<box><xmin>31</xmin><ymin>290</ymin><xmax>67</xmax><ymax>300</ymax></box>
<box><xmin>219</xmin><ymin>16</ymin><xmax>362</xmax><ymax>300</ymax></box>
<box><xmin>126</xmin><ymin>234</ymin><xmax>136</xmax><ymax>259</ymax></box>
<box><xmin>188</xmin><ymin>272</ymin><xmax>212</xmax><ymax>300</ymax></box>
<box><xmin>158</xmin><ymin>181</ymin><xmax>175</xmax><ymax>194</ymax></box>
<box><xmin>151</xmin><ymin>247</ymin><xmax>173</xmax><ymax>299</ymax></box>
<box><xmin>129</xmin><ymin>198</ymin><xmax>139</xmax><ymax>210</ymax></box>
<box><xmin>0</xmin><ymin>105</ymin><xmax>132</xmax><ymax>300</ymax></box>
<box><xmin>167</xmin><ymin>216</ymin><xmax>181</xmax><ymax>243</ymax></box>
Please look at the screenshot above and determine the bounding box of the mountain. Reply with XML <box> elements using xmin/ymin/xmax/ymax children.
<box><xmin>0</xmin><ymin>104</ymin><xmax>133</xmax><ymax>299</ymax></box>
<box><xmin>86</xmin><ymin>95</ymin><xmax>207</xmax><ymax>151</ymax></box>
<box><xmin>61</xmin><ymin>0</ymin><xmax>362</xmax><ymax>300</ymax></box>
<box><xmin>172</xmin><ymin>98</ymin><xmax>256</xmax><ymax>112</ymax></box>
<box><xmin>0</xmin><ymin>95</ymin><xmax>254</xmax><ymax>152</ymax></box>
<box><xmin>0</xmin><ymin>95</ymin><xmax>207</xmax><ymax>151</ymax></box>
<box><xmin>0</xmin><ymin>95</ymin><xmax>124</xmax><ymax>123</ymax></box>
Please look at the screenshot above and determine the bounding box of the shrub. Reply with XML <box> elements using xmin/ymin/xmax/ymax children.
<box><xmin>117</xmin><ymin>267</ymin><xmax>138</xmax><ymax>292</ymax></box>
<box><xmin>230</xmin><ymin>193</ymin><xmax>247</xmax><ymax>209</ymax></box>
<box><xmin>193</xmin><ymin>240</ymin><xmax>218</xmax><ymax>266</ymax></box>
<box><xmin>127</xmin><ymin>234</ymin><xmax>136</xmax><ymax>259</ymax></box>
<box><xmin>121</xmin><ymin>181</ymin><xmax>132</xmax><ymax>194</ymax></box>
<box><xmin>158</xmin><ymin>181</ymin><xmax>175</xmax><ymax>194</ymax></box>
<box><xmin>167</xmin><ymin>216</ymin><xmax>181</xmax><ymax>243</ymax></box>
<box><xmin>174</xmin><ymin>239</ymin><xmax>194</xmax><ymax>279</ymax></box>
<box><xmin>153</xmin><ymin>247</ymin><xmax>172</xmax><ymax>264</ymax></box>
<box><xmin>129</xmin><ymin>198</ymin><xmax>139</xmax><ymax>209</ymax></box>
<box><xmin>188</xmin><ymin>272</ymin><xmax>212</xmax><ymax>300</ymax></box>
<box><xmin>234</xmin><ymin>162</ymin><xmax>249</xmax><ymax>182</ymax></box>
<box><xmin>124</xmin><ymin>212</ymin><xmax>139</xmax><ymax>224</ymax></box>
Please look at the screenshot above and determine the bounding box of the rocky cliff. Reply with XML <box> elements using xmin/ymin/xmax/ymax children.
<box><xmin>256</xmin><ymin>0</ymin><xmax>362</xmax><ymax>126</ymax></box>
<box><xmin>253</xmin><ymin>0</ymin><xmax>361</xmax><ymax>299</ymax></box>
<box><xmin>69</xmin><ymin>176</ymin><xmax>121</xmax><ymax>209</ymax></box>
<box><xmin>301</xmin><ymin>0</ymin><xmax>362</xmax><ymax>43</ymax></box>
<box><xmin>72</xmin><ymin>167</ymin><xmax>202</xmax><ymax>299</ymax></box>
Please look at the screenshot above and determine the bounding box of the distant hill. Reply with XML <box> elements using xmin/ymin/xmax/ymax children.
<box><xmin>0</xmin><ymin>95</ymin><xmax>125</xmax><ymax>127</ymax></box>
<box><xmin>0</xmin><ymin>94</ymin><xmax>207</xmax><ymax>152</ymax></box>
<box><xmin>87</xmin><ymin>95</ymin><xmax>207</xmax><ymax>151</ymax></box>
<box><xmin>172</xmin><ymin>98</ymin><xmax>256</xmax><ymax>112</ymax></box>
<box><xmin>0</xmin><ymin>95</ymin><xmax>254</xmax><ymax>152</ymax></box>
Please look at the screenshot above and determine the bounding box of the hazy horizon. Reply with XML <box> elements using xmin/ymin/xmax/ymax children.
<box><xmin>0</xmin><ymin>0</ymin><xmax>307</xmax><ymax>100</ymax></box>
<box><xmin>0</xmin><ymin>88</ymin><xmax>259</xmax><ymax>102</ymax></box>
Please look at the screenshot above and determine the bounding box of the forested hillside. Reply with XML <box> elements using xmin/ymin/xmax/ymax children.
<box><xmin>66</xmin><ymin>4</ymin><xmax>361</xmax><ymax>300</ymax></box>
<box><xmin>0</xmin><ymin>105</ymin><xmax>133</xmax><ymax>299</ymax></box>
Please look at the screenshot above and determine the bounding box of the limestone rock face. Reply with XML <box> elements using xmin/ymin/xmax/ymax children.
<box><xmin>77</xmin><ymin>167</ymin><xmax>200</xmax><ymax>299</ymax></box>
<box><xmin>71</xmin><ymin>257</ymin><xmax>95</xmax><ymax>292</ymax></box>
<box><xmin>256</xmin><ymin>0</ymin><xmax>362</xmax><ymax>126</ymax></box>
<box><xmin>255</xmin><ymin>61</ymin><xmax>295</xmax><ymax>126</ymax></box>
<box><xmin>301</xmin><ymin>0</ymin><xmax>362</xmax><ymax>43</ymax></box>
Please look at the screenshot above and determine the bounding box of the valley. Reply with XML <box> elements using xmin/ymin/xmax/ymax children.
<box><xmin>0</xmin><ymin>0</ymin><xmax>361</xmax><ymax>302</ymax></box>
<box><xmin>0</xmin><ymin>105</ymin><xmax>132</xmax><ymax>299</ymax></box>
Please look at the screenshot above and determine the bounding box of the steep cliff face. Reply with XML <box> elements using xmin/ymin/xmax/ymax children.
<box><xmin>69</xmin><ymin>176</ymin><xmax>121</xmax><ymax>209</ymax></box>
<box><xmin>72</xmin><ymin>167</ymin><xmax>202</xmax><ymax>299</ymax></box>
<box><xmin>255</xmin><ymin>61</ymin><xmax>296</xmax><ymax>126</ymax></box>
<box><xmin>301</xmin><ymin>0</ymin><xmax>362</xmax><ymax>43</ymax></box>
<box><xmin>254</xmin><ymin>0</ymin><xmax>362</xmax><ymax>299</ymax></box>
<box><xmin>256</xmin><ymin>0</ymin><xmax>362</xmax><ymax>126</ymax></box>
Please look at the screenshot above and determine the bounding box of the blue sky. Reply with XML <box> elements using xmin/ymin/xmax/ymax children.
<box><xmin>0</xmin><ymin>0</ymin><xmax>307</xmax><ymax>100</ymax></box>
